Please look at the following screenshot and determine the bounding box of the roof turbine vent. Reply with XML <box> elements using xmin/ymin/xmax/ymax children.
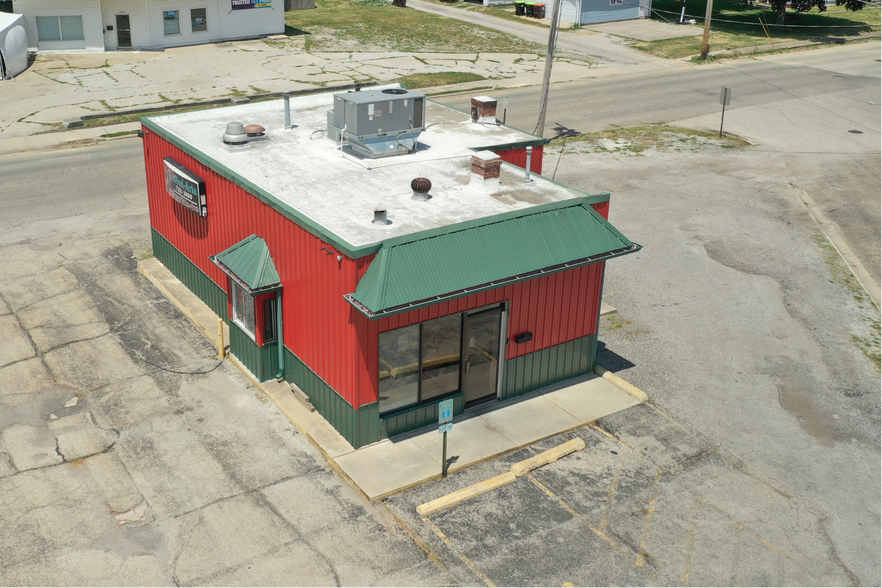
<box><xmin>411</xmin><ymin>177</ymin><xmax>432</xmax><ymax>201</ymax></box>
<box><xmin>244</xmin><ymin>124</ymin><xmax>267</xmax><ymax>142</ymax></box>
<box><xmin>223</xmin><ymin>122</ymin><xmax>248</xmax><ymax>145</ymax></box>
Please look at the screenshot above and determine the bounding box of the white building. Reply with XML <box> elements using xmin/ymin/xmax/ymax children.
<box><xmin>11</xmin><ymin>0</ymin><xmax>284</xmax><ymax>51</ymax></box>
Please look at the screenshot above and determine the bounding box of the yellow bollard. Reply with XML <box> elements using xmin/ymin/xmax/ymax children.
<box><xmin>217</xmin><ymin>318</ymin><xmax>225</xmax><ymax>358</ymax></box>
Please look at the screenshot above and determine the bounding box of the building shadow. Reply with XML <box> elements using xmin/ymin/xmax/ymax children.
<box><xmin>595</xmin><ymin>340</ymin><xmax>636</xmax><ymax>372</ymax></box>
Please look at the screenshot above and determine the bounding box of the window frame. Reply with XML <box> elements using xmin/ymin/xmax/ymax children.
<box><xmin>36</xmin><ymin>15</ymin><xmax>84</xmax><ymax>41</ymax></box>
<box><xmin>163</xmin><ymin>9</ymin><xmax>181</xmax><ymax>36</ymax></box>
<box><xmin>262</xmin><ymin>296</ymin><xmax>278</xmax><ymax>344</ymax></box>
<box><xmin>190</xmin><ymin>7</ymin><xmax>207</xmax><ymax>32</ymax></box>
<box><xmin>230</xmin><ymin>280</ymin><xmax>256</xmax><ymax>339</ymax></box>
<box><xmin>378</xmin><ymin>314</ymin><xmax>464</xmax><ymax>416</ymax></box>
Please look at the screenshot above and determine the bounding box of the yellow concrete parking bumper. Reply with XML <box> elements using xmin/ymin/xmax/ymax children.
<box><xmin>416</xmin><ymin>472</ymin><xmax>517</xmax><ymax>516</ymax></box>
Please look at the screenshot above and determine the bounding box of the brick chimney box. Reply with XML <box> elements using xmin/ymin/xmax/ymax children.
<box><xmin>471</xmin><ymin>151</ymin><xmax>503</xmax><ymax>181</ymax></box>
<box><xmin>470</xmin><ymin>96</ymin><xmax>498</xmax><ymax>123</ymax></box>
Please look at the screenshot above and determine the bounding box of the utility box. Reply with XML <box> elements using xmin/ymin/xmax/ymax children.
<box><xmin>332</xmin><ymin>88</ymin><xmax>425</xmax><ymax>138</ymax></box>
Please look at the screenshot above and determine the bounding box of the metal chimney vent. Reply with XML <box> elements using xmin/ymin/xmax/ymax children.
<box><xmin>373</xmin><ymin>208</ymin><xmax>389</xmax><ymax>225</ymax></box>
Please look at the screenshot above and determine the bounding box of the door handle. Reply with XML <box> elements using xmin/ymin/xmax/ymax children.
<box><xmin>466</xmin><ymin>361</ymin><xmax>470</xmax><ymax>375</ymax></box>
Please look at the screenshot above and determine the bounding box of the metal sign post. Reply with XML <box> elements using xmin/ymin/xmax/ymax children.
<box><xmin>438</xmin><ymin>399</ymin><xmax>453</xmax><ymax>478</ymax></box>
<box><xmin>719</xmin><ymin>87</ymin><xmax>731</xmax><ymax>138</ymax></box>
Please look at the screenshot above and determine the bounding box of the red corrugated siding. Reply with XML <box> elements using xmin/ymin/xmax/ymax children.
<box><xmin>359</xmin><ymin>262</ymin><xmax>604</xmax><ymax>405</ymax></box>
<box><xmin>591</xmin><ymin>200</ymin><xmax>610</xmax><ymax>220</ymax></box>
<box><xmin>144</xmin><ymin>131</ymin><xmax>600</xmax><ymax>409</ymax></box>
<box><xmin>144</xmin><ymin>131</ymin><xmax>372</xmax><ymax>407</ymax></box>
<box><xmin>496</xmin><ymin>146</ymin><xmax>543</xmax><ymax>175</ymax></box>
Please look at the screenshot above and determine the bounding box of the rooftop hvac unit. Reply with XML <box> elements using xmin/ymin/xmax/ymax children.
<box><xmin>327</xmin><ymin>88</ymin><xmax>426</xmax><ymax>159</ymax></box>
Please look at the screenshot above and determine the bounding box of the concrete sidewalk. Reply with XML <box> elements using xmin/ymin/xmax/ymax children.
<box><xmin>138</xmin><ymin>257</ymin><xmax>643</xmax><ymax>501</ymax></box>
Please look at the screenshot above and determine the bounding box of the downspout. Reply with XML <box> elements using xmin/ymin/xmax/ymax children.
<box><xmin>593</xmin><ymin>261</ymin><xmax>607</xmax><ymax>369</ymax></box>
<box><xmin>273</xmin><ymin>289</ymin><xmax>285</xmax><ymax>379</ymax></box>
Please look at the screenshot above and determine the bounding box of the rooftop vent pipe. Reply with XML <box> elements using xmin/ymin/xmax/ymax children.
<box><xmin>524</xmin><ymin>146</ymin><xmax>533</xmax><ymax>183</ymax></box>
<box><xmin>283</xmin><ymin>92</ymin><xmax>293</xmax><ymax>129</ymax></box>
<box><xmin>411</xmin><ymin>177</ymin><xmax>431</xmax><ymax>201</ymax></box>
<box><xmin>223</xmin><ymin>122</ymin><xmax>248</xmax><ymax>145</ymax></box>
<box><xmin>373</xmin><ymin>208</ymin><xmax>388</xmax><ymax>225</ymax></box>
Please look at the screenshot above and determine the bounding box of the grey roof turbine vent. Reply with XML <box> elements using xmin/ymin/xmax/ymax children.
<box><xmin>411</xmin><ymin>177</ymin><xmax>431</xmax><ymax>201</ymax></box>
<box><xmin>223</xmin><ymin>122</ymin><xmax>248</xmax><ymax>145</ymax></box>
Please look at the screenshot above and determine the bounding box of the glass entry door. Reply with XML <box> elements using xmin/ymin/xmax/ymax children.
<box><xmin>116</xmin><ymin>15</ymin><xmax>131</xmax><ymax>48</ymax></box>
<box><xmin>463</xmin><ymin>307</ymin><xmax>503</xmax><ymax>407</ymax></box>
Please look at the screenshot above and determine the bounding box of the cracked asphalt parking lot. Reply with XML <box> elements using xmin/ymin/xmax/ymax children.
<box><xmin>0</xmin><ymin>212</ymin><xmax>454</xmax><ymax>586</ymax></box>
<box><xmin>0</xmin><ymin>138</ymin><xmax>878</xmax><ymax>586</ymax></box>
<box><xmin>386</xmin><ymin>406</ymin><xmax>856</xmax><ymax>586</ymax></box>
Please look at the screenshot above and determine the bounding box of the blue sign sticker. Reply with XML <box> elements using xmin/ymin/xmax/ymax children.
<box><xmin>438</xmin><ymin>399</ymin><xmax>453</xmax><ymax>424</ymax></box>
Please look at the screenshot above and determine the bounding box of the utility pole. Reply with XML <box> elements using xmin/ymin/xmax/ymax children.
<box><xmin>535</xmin><ymin>0</ymin><xmax>563</xmax><ymax>137</ymax></box>
<box><xmin>699</xmin><ymin>0</ymin><xmax>714</xmax><ymax>60</ymax></box>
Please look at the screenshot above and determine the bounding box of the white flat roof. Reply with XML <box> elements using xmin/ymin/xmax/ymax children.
<box><xmin>147</xmin><ymin>87</ymin><xmax>585</xmax><ymax>250</ymax></box>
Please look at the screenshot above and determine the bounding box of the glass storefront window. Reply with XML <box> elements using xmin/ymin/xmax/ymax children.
<box><xmin>379</xmin><ymin>314</ymin><xmax>464</xmax><ymax>414</ymax></box>
<box><xmin>163</xmin><ymin>10</ymin><xmax>180</xmax><ymax>35</ymax></box>
<box><xmin>379</xmin><ymin>324</ymin><xmax>419</xmax><ymax>414</ymax></box>
<box><xmin>191</xmin><ymin>8</ymin><xmax>207</xmax><ymax>32</ymax></box>
<box><xmin>420</xmin><ymin>315</ymin><xmax>462</xmax><ymax>401</ymax></box>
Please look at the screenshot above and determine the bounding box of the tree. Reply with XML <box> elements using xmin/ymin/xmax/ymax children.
<box><xmin>742</xmin><ymin>0</ymin><xmax>865</xmax><ymax>25</ymax></box>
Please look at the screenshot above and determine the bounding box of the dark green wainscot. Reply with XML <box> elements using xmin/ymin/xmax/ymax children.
<box><xmin>228</xmin><ymin>323</ymin><xmax>279</xmax><ymax>383</ymax></box>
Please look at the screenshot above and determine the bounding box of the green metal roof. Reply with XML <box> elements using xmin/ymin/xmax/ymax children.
<box><xmin>210</xmin><ymin>234</ymin><xmax>280</xmax><ymax>292</ymax></box>
<box><xmin>346</xmin><ymin>199</ymin><xmax>640</xmax><ymax>318</ymax></box>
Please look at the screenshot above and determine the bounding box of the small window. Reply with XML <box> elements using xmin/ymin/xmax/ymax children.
<box><xmin>60</xmin><ymin>16</ymin><xmax>84</xmax><ymax>40</ymax></box>
<box><xmin>231</xmin><ymin>281</ymin><xmax>256</xmax><ymax>338</ymax></box>
<box><xmin>191</xmin><ymin>8</ymin><xmax>207</xmax><ymax>32</ymax></box>
<box><xmin>36</xmin><ymin>16</ymin><xmax>84</xmax><ymax>41</ymax></box>
<box><xmin>263</xmin><ymin>297</ymin><xmax>278</xmax><ymax>343</ymax></box>
<box><xmin>610</xmin><ymin>0</ymin><xmax>624</xmax><ymax>4</ymax></box>
<box><xmin>163</xmin><ymin>10</ymin><xmax>180</xmax><ymax>35</ymax></box>
<box><xmin>36</xmin><ymin>16</ymin><xmax>61</xmax><ymax>41</ymax></box>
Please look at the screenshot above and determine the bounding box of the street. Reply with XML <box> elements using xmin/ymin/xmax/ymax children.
<box><xmin>438</xmin><ymin>43</ymin><xmax>881</xmax><ymax>287</ymax></box>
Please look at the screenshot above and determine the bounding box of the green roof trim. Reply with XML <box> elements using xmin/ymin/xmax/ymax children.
<box><xmin>142</xmin><ymin>111</ymin><xmax>603</xmax><ymax>260</ymax></box>
<box><xmin>210</xmin><ymin>234</ymin><xmax>281</xmax><ymax>292</ymax></box>
<box><xmin>346</xmin><ymin>199</ymin><xmax>641</xmax><ymax>318</ymax></box>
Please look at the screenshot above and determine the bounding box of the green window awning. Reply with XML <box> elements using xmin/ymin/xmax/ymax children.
<box><xmin>346</xmin><ymin>199</ymin><xmax>641</xmax><ymax>318</ymax></box>
<box><xmin>210</xmin><ymin>234</ymin><xmax>281</xmax><ymax>293</ymax></box>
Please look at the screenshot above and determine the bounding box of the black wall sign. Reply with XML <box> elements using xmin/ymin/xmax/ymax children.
<box><xmin>164</xmin><ymin>158</ymin><xmax>207</xmax><ymax>217</ymax></box>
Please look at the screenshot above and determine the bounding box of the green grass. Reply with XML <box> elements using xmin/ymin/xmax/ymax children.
<box><xmin>547</xmin><ymin>124</ymin><xmax>752</xmax><ymax>155</ymax></box>
<box><xmin>100</xmin><ymin>129</ymin><xmax>140</xmax><ymax>138</ymax></box>
<box><xmin>631</xmin><ymin>0</ymin><xmax>879</xmax><ymax>59</ymax></box>
<box><xmin>816</xmin><ymin>236</ymin><xmax>880</xmax><ymax>372</ymax></box>
<box><xmin>284</xmin><ymin>0</ymin><xmax>543</xmax><ymax>52</ymax></box>
<box><xmin>394</xmin><ymin>71</ymin><xmax>486</xmax><ymax>88</ymax></box>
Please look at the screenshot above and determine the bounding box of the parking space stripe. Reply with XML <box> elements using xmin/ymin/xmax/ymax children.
<box><xmin>422</xmin><ymin>516</ymin><xmax>497</xmax><ymax>587</ymax></box>
<box><xmin>636</xmin><ymin>470</ymin><xmax>662</xmax><ymax>567</ymax></box>
<box><xmin>600</xmin><ymin>454</ymin><xmax>624</xmax><ymax>533</ymax></box>
<box><xmin>680</xmin><ymin>521</ymin><xmax>697</xmax><ymax>585</ymax></box>
<box><xmin>527</xmin><ymin>473</ymin><xmax>659</xmax><ymax>582</ymax></box>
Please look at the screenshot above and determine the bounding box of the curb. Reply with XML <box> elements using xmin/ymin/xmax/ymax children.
<box><xmin>510</xmin><ymin>438</ymin><xmax>586</xmax><ymax>476</ymax></box>
<box><xmin>415</xmin><ymin>437</ymin><xmax>587</xmax><ymax>515</ymax></box>
<box><xmin>416</xmin><ymin>472</ymin><xmax>517</xmax><ymax>516</ymax></box>
<box><xmin>798</xmin><ymin>189</ymin><xmax>880</xmax><ymax>309</ymax></box>
<box><xmin>593</xmin><ymin>364</ymin><xmax>649</xmax><ymax>402</ymax></box>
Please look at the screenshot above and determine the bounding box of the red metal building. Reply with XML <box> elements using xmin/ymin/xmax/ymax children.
<box><xmin>141</xmin><ymin>87</ymin><xmax>639</xmax><ymax>448</ymax></box>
